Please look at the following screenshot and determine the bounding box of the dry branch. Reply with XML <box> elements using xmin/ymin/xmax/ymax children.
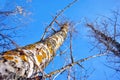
<box><xmin>44</xmin><ymin>52</ymin><xmax>108</xmax><ymax>78</ymax></box>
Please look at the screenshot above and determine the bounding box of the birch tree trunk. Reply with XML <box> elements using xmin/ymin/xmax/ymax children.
<box><xmin>0</xmin><ymin>23</ymin><xmax>68</xmax><ymax>80</ymax></box>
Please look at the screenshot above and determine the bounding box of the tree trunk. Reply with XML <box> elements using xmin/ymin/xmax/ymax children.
<box><xmin>0</xmin><ymin>23</ymin><xmax>68</xmax><ymax>79</ymax></box>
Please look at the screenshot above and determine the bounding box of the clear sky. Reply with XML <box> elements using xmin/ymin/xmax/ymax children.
<box><xmin>16</xmin><ymin>0</ymin><xmax>120</xmax><ymax>45</ymax></box>
<box><xmin>0</xmin><ymin>0</ymin><xmax>120</xmax><ymax>80</ymax></box>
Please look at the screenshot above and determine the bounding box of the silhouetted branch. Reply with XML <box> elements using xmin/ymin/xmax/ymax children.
<box><xmin>0</xmin><ymin>33</ymin><xmax>19</xmax><ymax>48</ymax></box>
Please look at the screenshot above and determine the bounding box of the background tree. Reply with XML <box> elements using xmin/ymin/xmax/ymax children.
<box><xmin>86</xmin><ymin>9</ymin><xmax>120</xmax><ymax>79</ymax></box>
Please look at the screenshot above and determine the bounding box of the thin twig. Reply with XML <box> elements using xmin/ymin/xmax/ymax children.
<box><xmin>69</xmin><ymin>31</ymin><xmax>74</xmax><ymax>63</ymax></box>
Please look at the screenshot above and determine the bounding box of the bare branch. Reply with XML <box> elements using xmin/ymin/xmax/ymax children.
<box><xmin>41</xmin><ymin>0</ymin><xmax>78</xmax><ymax>40</ymax></box>
<box><xmin>45</xmin><ymin>52</ymin><xmax>108</xmax><ymax>78</ymax></box>
<box><xmin>0</xmin><ymin>33</ymin><xmax>19</xmax><ymax>50</ymax></box>
<box><xmin>0</xmin><ymin>11</ymin><xmax>14</xmax><ymax>16</ymax></box>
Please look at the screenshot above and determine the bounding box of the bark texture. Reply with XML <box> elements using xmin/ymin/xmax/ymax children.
<box><xmin>0</xmin><ymin>23</ymin><xmax>68</xmax><ymax>80</ymax></box>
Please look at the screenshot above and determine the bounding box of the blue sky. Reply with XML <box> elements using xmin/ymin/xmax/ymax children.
<box><xmin>22</xmin><ymin>1</ymin><xmax>120</xmax><ymax>80</ymax></box>
<box><xmin>0</xmin><ymin>0</ymin><xmax>120</xmax><ymax>80</ymax></box>
<box><xmin>17</xmin><ymin>0</ymin><xmax>120</xmax><ymax>45</ymax></box>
